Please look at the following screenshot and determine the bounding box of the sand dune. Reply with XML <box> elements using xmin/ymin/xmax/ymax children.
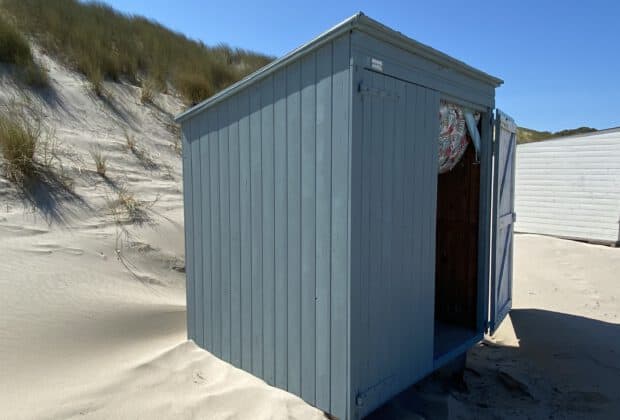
<box><xmin>0</xmin><ymin>225</ymin><xmax>321</xmax><ymax>419</ymax></box>
<box><xmin>1</xmin><ymin>50</ymin><xmax>619</xmax><ymax>419</ymax></box>
<box><xmin>0</xmin><ymin>50</ymin><xmax>324</xmax><ymax>420</ymax></box>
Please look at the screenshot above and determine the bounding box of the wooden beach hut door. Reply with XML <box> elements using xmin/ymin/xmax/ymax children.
<box><xmin>354</xmin><ymin>68</ymin><xmax>439</xmax><ymax>413</ymax></box>
<box><xmin>489</xmin><ymin>110</ymin><xmax>517</xmax><ymax>333</ymax></box>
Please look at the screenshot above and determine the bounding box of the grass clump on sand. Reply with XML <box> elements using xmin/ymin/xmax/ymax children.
<box><xmin>1</xmin><ymin>0</ymin><xmax>272</xmax><ymax>104</ymax></box>
<box><xmin>0</xmin><ymin>104</ymin><xmax>40</xmax><ymax>181</ymax></box>
<box><xmin>0</xmin><ymin>15</ymin><xmax>48</xmax><ymax>87</ymax></box>
<box><xmin>89</xmin><ymin>67</ymin><xmax>105</xmax><ymax>97</ymax></box>
<box><xmin>124</xmin><ymin>131</ymin><xmax>157</xmax><ymax>169</ymax></box>
<box><xmin>108</xmin><ymin>184</ymin><xmax>156</xmax><ymax>226</ymax></box>
<box><xmin>0</xmin><ymin>99</ymin><xmax>68</xmax><ymax>191</ymax></box>
<box><xmin>0</xmin><ymin>100</ymin><xmax>69</xmax><ymax>188</ymax></box>
<box><xmin>89</xmin><ymin>147</ymin><xmax>107</xmax><ymax>176</ymax></box>
<box><xmin>124</xmin><ymin>131</ymin><xmax>137</xmax><ymax>152</ymax></box>
<box><xmin>140</xmin><ymin>78</ymin><xmax>156</xmax><ymax>104</ymax></box>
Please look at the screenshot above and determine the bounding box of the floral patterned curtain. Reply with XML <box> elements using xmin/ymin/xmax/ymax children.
<box><xmin>438</xmin><ymin>102</ymin><xmax>480</xmax><ymax>173</ymax></box>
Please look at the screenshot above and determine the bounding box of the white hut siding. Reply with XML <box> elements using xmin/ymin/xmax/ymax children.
<box><xmin>515</xmin><ymin>129</ymin><xmax>620</xmax><ymax>244</ymax></box>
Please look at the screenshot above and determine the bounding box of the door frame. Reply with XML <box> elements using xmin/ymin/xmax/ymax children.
<box><xmin>477</xmin><ymin>109</ymin><xmax>495</xmax><ymax>334</ymax></box>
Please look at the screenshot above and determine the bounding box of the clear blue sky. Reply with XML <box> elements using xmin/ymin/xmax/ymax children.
<box><xmin>103</xmin><ymin>0</ymin><xmax>620</xmax><ymax>131</ymax></box>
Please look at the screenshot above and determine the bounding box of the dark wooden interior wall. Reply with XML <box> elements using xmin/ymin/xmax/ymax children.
<box><xmin>435</xmin><ymin>142</ymin><xmax>480</xmax><ymax>329</ymax></box>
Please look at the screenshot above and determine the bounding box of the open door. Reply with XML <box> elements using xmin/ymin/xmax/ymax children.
<box><xmin>489</xmin><ymin>109</ymin><xmax>517</xmax><ymax>334</ymax></box>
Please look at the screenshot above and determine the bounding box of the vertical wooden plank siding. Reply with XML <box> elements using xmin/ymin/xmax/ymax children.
<box><xmin>250</xmin><ymin>84</ymin><xmax>264</xmax><ymax>377</ymax></box>
<box><xmin>347</xmin><ymin>63</ymin><xmax>359</xmax><ymax>418</ymax></box>
<box><xmin>273</xmin><ymin>70</ymin><xmax>288</xmax><ymax>389</ymax></box>
<box><xmin>286</xmin><ymin>59</ymin><xmax>302</xmax><ymax>396</ymax></box>
<box><xmin>219</xmin><ymin>107</ymin><xmax>232</xmax><ymax>362</ymax></box>
<box><xmin>490</xmin><ymin>114</ymin><xmax>517</xmax><ymax>332</ymax></box>
<box><xmin>228</xmin><ymin>96</ymin><xmax>242</xmax><ymax>366</ymax></box>
<box><xmin>420</xmin><ymin>85</ymin><xmax>441</xmax><ymax>370</ymax></box>
<box><xmin>315</xmin><ymin>42</ymin><xmax>333</xmax><ymax>411</ymax></box>
<box><xmin>400</xmin><ymin>83</ymin><xmax>418</xmax><ymax>384</ymax></box>
<box><xmin>179</xmin><ymin>26</ymin><xmax>503</xmax><ymax>420</ymax></box>
<box><xmin>367</xmin><ymin>71</ymin><xmax>383</xmax><ymax>393</ymax></box>
<box><xmin>409</xmin><ymin>84</ymin><xmax>424</xmax><ymax>380</ymax></box>
<box><xmin>330</xmin><ymin>35</ymin><xmax>350</xmax><ymax>419</ymax></box>
<box><xmin>190</xmin><ymin>118</ymin><xmax>203</xmax><ymax>347</ymax></box>
<box><xmin>239</xmin><ymin>95</ymin><xmax>252</xmax><ymax>371</ymax></box>
<box><xmin>261</xmin><ymin>77</ymin><xmax>276</xmax><ymax>385</ymax></box>
<box><xmin>348</xmin><ymin>63</ymin><xmax>372</xmax><ymax>418</ymax></box>
<box><xmin>390</xmin><ymin>79</ymin><xmax>406</xmax><ymax>391</ymax></box>
<box><xmin>350</xmin><ymin>69</ymin><xmax>439</xmax><ymax>417</ymax></box>
<box><xmin>423</xmin><ymin>88</ymin><xmax>440</xmax><ymax>356</ymax></box>
<box><xmin>181</xmin><ymin>121</ymin><xmax>194</xmax><ymax>342</ymax></box>
<box><xmin>208</xmin><ymin>109</ymin><xmax>222</xmax><ymax>356</ymax></box>
<box><xmin>183</xmin><ymin>35</ymin><xmax>351</xmax><ymax>419</ymax></box>
<box><xmin>415</xmin><ymin>86</ymin><xmax>436</xmax><ymax>381</ymax></box>
<box><xmin>300</xmin><ymin>52</ymin><xmax>317</xmax><ymax>403</ymax></box>
<box><xmin>477</xmin><ymin>110</ymin><xmax>493</xmax><ymax>332</ymax></box>
<box><xmin>199</xmin><ymin>113</ymin><xmax>212</xmax><ymax>350</ymax></box>
<box><xmin>379</xmin><ymin>74</ymin><xmax>395</xmax><ymax>405</ymax></box>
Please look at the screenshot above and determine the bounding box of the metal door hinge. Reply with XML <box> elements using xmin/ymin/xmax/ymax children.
<box><xmin>358</xmin><ymin>83</ymin><xmax>400</xmax><ymax>100</ymax></box>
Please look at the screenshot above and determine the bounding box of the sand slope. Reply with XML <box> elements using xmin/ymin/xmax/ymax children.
<box><xmin>0</xmin><ymin>225</ymin><xmax>321</xmax><ymax>420</ymax></box>
<box><xmin>0</xmin><ymin>51</ymin><xmax>324</xmax><ymax>420</ymax></box>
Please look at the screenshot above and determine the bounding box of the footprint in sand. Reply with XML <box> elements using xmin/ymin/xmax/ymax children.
<box><xmin>192</xmin><ymin>371</ymin><xmax>207</xmax><ymax>385</ymax></box>
<box><xmin>134</xmin><ymin>273</ymin><xmax>166</xmax><ymax>287</ymax></box>
<box><xmin>0</xmin><ymin>224</ymin><xmax>49</xmax><ymax>236</ymax></box>
<box><xmin>26</xmin><ymin>243</ymin><xmax>85</xmax><ymax>256</ymax></box>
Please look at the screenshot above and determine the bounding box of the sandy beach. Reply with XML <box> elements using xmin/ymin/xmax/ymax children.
<box><xmin>1</xmin><ymin>49</ymin><xmax>619</xmax><ymax>420</ymax></box>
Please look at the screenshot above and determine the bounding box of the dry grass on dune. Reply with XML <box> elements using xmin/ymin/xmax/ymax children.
<box><xmin>0</xmin><ymin>103</ymin><xmax>40</xmax><ymax>181</ymax></box>
<box><xmin>0</xmin><ymin>99</ymin><xmax>68</xmax><ymax>185</ymax></box>
<box><xmin>0</xmin><ymin>14</ymin><xmax>48</xmax><ymax>87</ymax></box>
<box><xmin>89</xmin><ymin>147</ymin><xmax>107</xmax><ymax>177</ymax></box>
<box><xmin>1</xmin><ymin>0</ymin><xmax>272</xmax><ymax>104</ymax></box>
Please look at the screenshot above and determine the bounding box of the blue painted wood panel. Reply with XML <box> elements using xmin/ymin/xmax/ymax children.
<box><xmin>182</xmin><ymin>34</ymin><xmax>352</xmax><ymax>420</ymax></box>
<box><xmin>286</xmin><ymin>58</ymin><xmax>302</xmax><ymax>395</ymax></box>
<box><xmin>190</xmin><ymin>120</ymin><xmax>203</xmax><ymax>348</ymax></box>
<box><xmin>351</xmin><ymin>32</ymin><xmax>495</xmax><ymax>109</ymax></box>
<box><xmin>180</xmin><ymin>26</ymin><xmax>500</xmax><ymax>420</ymax></box>
<box><xmin>300</xmin><ymin>52</ymin><xmax>317</xmax><ymax>403</ymax></box>
<box><xmin>198</xmin><ymin>112</ymin><xmax>212</xmax><ymax>350</ymax></box>
<box><xmin>330</xmin><ymin>35</ymin><xmax>351</xmax><ymax>419</ymax></box>
<box><xmin>181</xmin><ymin>122</ymin><xmax>194</xmax><ymax>342</ymax></box>
<box><xmin>261</xmin><ymin>76</ymin><xmax>276</xmax><ymax>385</ymax></box>
<box><xmin>238</xmin><ymin>95</ymin><xmax>252</xmax><ymax>371</ymax></box>
<box><xmin>273</xmin><ymin>69</ymin><xmax>288</xmax><ymax>389</ymax></box>
<box><xmin>228</xmin><ymin>96</ymin><xmax>242</xmax><ymax>367</ymax></box>
<box><xmin>219</xmin><ymin>105</ymin><xmax>231</xmax><ymax>362</ymax></box>
<box><xmin>314</xmin><ymin>41</ymin><xmax>333</xmax><ymax>411</ymax></box>
<box><xmin>491</xmin><ymin>111</ymin><xmax>517</xmax><ymax>333</ymax></box>
<box><xmin>349</xmin><ymin>69</ymin><xmax>440</xmax><ymax>418</ymax></box>
<box><xmin>249</xmin><ymin>83</ymin><xmax>263</xmax><ymax>377</ymax></box>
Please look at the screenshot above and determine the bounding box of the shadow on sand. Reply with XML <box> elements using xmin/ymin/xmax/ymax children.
<box><xmin>364</xmin><ymin>309</ymin><xmax>620</xmax><ymax>419</ymax></box>
<box><xmin>18</xmin><ymin>165</ymin><xmax>92</xmax><ymax>226</ymax></box>
<box><xmin>98</xmin><ymin>91</ymin><xmax>140</xmax><ymax>131</ymax></box>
